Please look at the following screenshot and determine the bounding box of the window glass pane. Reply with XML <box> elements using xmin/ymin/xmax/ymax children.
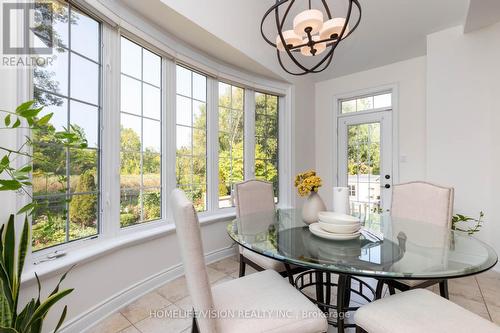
<box><xmin>176</xmin><ymin>66</ymin><xmax>191</xmax><ymax>97</ymax></box>
<box><xmin>120</xmin><ymin>37</ymin><xmax>163</xmax><ymax>226</ymax></box>
<box><xmin>142</xmin><ymin>49</ymin><xmax>161</xmax><ymax>86</ymax></box>
<box><xmin>218</xmin><ymin>82</ymin><xmax>244</xmax><ymax>208</ymax></box>
<box><xmin>34</xmin><ymin>1</ymin><xmax>68</xmax><ymax>48</ymax></box>
<box><xmin>33</xmin><ymin>48</ymin><xmax>68</xmax><ymax>97</ymax></box>
<box><xmin>121</xmin><ymin>37</ymin><xmax>142</xmax><ymax>79</ymax></box>
<box><xmin>193</xmin><ymin>72</ymin><xmax>206</xmax><ymax>102</ymax></box>
<box><xmin>143</xmin><ymin>84</ymin><xmax>161</xmax><ymax>120</ymax></box>
<box><xmin>341</xmin><ymin>100</ymin><xmax>356</xmax><ymax>113</ymax></box>
<box><xmin>255</xmin><ymin>93</ymin><xmax>279</xmax><ymax>202</ymax></box>
<box><xmin>121</xmin><ymin>113</ymin><xmax>142</xmax><ymax>151</ymax></box>
<box><xmin>68</xmin><ymin>193</ymin><xmax>98</xmax><ymax>241</ymax></box>
<box><xmin>70</xmin><ymin>7</ymin><xmax>99</xmax><ymax>61</ymax></box>
<box><xmin>357</xmin><ymin>97</ymin><xmax>373</xmax><ymax>111</ymax></box>
<box><xmin>176</xmin><ymin>95</ymin><xmax>192</xmax><ymax>127</ymax></box>
<box><xmin>176</xmin><ymin>126</ymin><xmax>192</xmax><ymax>152</ymax></box>
<box><xmin>121</xmin><ymin>75</ymin><xmax>141</xmax><ymax>115</ymax></box>
<box><xmin>70</xmin><ymin>53</ymin><xmax>99</xmax><ymax>105</ymax></box>
<box><xmin>374</xmin><ymin>93</ymin><xmax>392</xmax><ymax>109</ymax></box>
<box><xmin>193</xmin><ymin>101</ymin><xmax>206</xmax><ymax>128</ymax></box>
<box><xmin>70</xmin><ymin>100</ymin><xmax>98</xmax><ymax>148</ymax></box>
<box><xmin>143</xmin><ymin>119</ymin><xmax>161</xmax><ymax>153</ymax></box>
<box><xmin>32</xmin><ymin>4</ymin><xmax>100</xmax><ymax>251</ymax></box>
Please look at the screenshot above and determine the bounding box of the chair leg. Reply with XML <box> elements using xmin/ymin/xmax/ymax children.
<box><xmin>439</xmin><ymin>280</ymin><xmax>449</xmax><ymax>299</ymax></box>
<box><xmin>191</xmin><ymin>315</ymin><xmax>199</xmax><ymax>333</ymax></box>
<box><xmin>375</xmin><ymin>280</ymin><xmax>384</xmax><ymax>299</ymax></box>
<box><xmin>388</xmin><ymin>285</ymin><xmax>396</xmax><ymax>295</ymax></box>
<box><xmin>238</xmin><ymin>254</ymin><xmax>246</xmax><ymax>277</ymax></box>
<box><xmin>356</xmin><ymin>326</ymin><xmax>368</xmax><ymax>333</ymax></box>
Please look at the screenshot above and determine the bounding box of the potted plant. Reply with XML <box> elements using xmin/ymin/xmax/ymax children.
<box><xmin>0</xmin><ymin>101</ymin><xmax>86</xmax><ymax>332</ymax></box>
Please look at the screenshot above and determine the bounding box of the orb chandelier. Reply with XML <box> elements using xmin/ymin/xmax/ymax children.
<box><xmin>261</xmin><ymin>0</ymin><xmax>362</xmax><ymax>75</ymax></box>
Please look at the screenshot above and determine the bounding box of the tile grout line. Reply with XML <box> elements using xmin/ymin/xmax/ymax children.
<box><xmin>475</xmin><ymin>276</ymin><xmax>493</xmax><ymax>321</ymax></box>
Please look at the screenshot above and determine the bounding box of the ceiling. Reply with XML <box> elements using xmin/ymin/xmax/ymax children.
<box><xmin>118</xmin><ymin>0</ymin><xmax>471</xmax><ymax>83</ymax></box>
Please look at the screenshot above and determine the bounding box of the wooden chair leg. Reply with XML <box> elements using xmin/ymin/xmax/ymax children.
<box><xmin>375</xmin><ymin>280</ymin><xmax>385</xmax><ymax>299</ymax></box>
<box><xmin>239</xmin><ymin>254</ymin><xmax>246</xmax><ymax>277</ymax></box>
<box><xmin>439</xmin><ymin>280</ymin><xmax>449</xmax><ymax>299</ymax></box>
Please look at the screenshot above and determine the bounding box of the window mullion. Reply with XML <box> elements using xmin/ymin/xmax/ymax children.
<box><xmin>244</xmin><ymin>89</ymin><xmax>256</xmax><ymax>179</ymax></box>
<box><xmin>164</xmin><ymin>59</ymin><xmax>177</xmax><ymax>221</ymax></box>
<box><xmin>207</xmin><ymin>77</ymin><xmax>219</xmax><ymax>212</ymax></box>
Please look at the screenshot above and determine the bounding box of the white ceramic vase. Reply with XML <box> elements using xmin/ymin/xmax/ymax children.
<box><xmin>302</xmin><ymin>191</ymin><xmax>327</xmax><ymax>224</ymax></box>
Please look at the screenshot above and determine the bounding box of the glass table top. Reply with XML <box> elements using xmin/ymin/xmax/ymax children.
<box><xmin>227</xmin><ymin>209</ymin><xmax>498</xmax><ymax>279</ymax></box>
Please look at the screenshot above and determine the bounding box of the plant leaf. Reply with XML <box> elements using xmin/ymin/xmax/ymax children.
<box><xmin>3</xmin><ymin>216</ymin><xmax>15</xmax><ymax>290</ymax></box>
<box><xmin>4</xmin><ymin>115</ymin><xmax>11</xmax><ymax>127</ymax></box>
<box><xmin>17</xmin><ymin>203</ymin><xmax>36</xmax><ymax>216</ymax></box>
<box><xmin>53</xmin><ymin>306</ymin><xmax>67</xmax><ymax>333</ymax></box>
<box><xmin>12</xmin><ymin>218</ymin><xmax>29</xmax><ymax>317</ymax></box>
<box><xmin>36</xmin><ymin>113</ymin><xmax>53</xmax><ymax>126</ymax></box>
<box><xmin>12</xmin><ymin>118</ymin><xmax>21</xmax><ymax>129</ymax></box>
<box><xmin>49</xmin><ymin>265</ymin><xmax>75</xmax><ymax>298</ymax></box>
<box><xmin>0</xmin><ymin>180</ymin><xmax>22</xmax><ymax>191</ymax></box>
<box><xmin>0</xmin><ymin>281</ymin><xmax>12</xmax><ymax>327</ymax></box>
<box><xmin>15</xmin><ymin>101</ymin><xmax>35</xmax><ymax>113</ymax></box>
<box><xmin>0</xmin><ymin>327</ymin><xmax>19</xmax><ymax>333</ymax></box>
<box><xmin>26</xmin><ymin>289</ymin><xmax>74</xmax><ymax>328</ymax></box>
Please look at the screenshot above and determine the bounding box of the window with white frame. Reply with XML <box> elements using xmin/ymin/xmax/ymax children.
<box><xmin>32</xmin><ymin>2</ymin><xmax>101</xmax><ymax>251</ymax></box>
<box><xmin>28</xmin><ymin>2</ymin><xmax>288</xmax><ymax>256</ymax></box>
<box><xmin>119</xmin><ymin>37</ymin><xmax>162</xmax><ymax>227</ymax></box>
<box><xmin>255</xmin><ymin>92</ymin><xmax>279</xmax><ymax>202</ymax></box>
<box><xmin>175</xmin><ymin>65</ymin><xmax>207</xmax><ymax>212</ymax></box>
<box><xmin>218</xmin><ymin>83</ymin><xmax>245</xmax><ymax>208</ymax></box>
<box><xmin>340</xmin><ymin>92</ymin><xmax>392</xmax><ymax>114</ymax></box>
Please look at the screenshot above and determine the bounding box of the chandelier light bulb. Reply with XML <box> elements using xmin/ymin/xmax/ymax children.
<box><xmin>300</xmin><ymin>35</ymin><xmax>326</xmax><ymax>56</ymax></box>
<box><xmin>276</xmin><ymin>30</ymin><xmax>303</xmax><ymax>51</ymax></box>
<box><xmin>319</xmin><ymin>18</ymin><xmax>349</xmax><ymax>40</ymax></box>
<box><xmin>293</xmin><ymin>9</ymin><xmax>324</xmax><ymax>36</ymax></box>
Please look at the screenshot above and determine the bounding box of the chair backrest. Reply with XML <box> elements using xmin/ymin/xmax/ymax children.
<box><xmin>234</xmin><ymin>179</ymin><xmax>275</xmax><ymax>217</ymax></box>
<box><xmin>391</xmin><ymin>181</ymin><xmax>454</xmax><ymax>227</ymax></box>
<box><xmin>170</xmin><ymin>189</ymin><xmax>216</xmax><ymax>333</ymax></box>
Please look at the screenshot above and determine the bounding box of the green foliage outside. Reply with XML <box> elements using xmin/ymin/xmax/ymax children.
<box><xmin>347</xmin><ymin>123</ymin><xmax>380</xmax><ymax>176</ymax></box>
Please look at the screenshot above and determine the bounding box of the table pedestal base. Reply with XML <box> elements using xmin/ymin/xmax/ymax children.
<box><xmin>293</xmin><ymin>270</ymin><xmax>375</xmax><ymax>332</ymax></box>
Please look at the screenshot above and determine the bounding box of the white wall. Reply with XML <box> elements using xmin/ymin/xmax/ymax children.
<box><xmin>315</xmin><ymin>57</ymin><xmax>427</xmax><ymax>208</ymax></box>
<box><xmin>426</xmin><ymin>24</ymin><xmax>500</xmax><ymax>268</ymax></box>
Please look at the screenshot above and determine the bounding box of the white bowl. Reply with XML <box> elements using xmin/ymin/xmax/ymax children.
<box><xmin>318</xmin><ymin>211</ymin><xmax>360</xmax><ymax>225</ymax></box>
<box><xmin>318</xmin><ymin>221</ymin><xmax>360</xmax><ymax>234</ymax></box>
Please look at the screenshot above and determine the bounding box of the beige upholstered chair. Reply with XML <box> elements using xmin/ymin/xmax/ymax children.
<box><xmin>234</xmin><ymin>180</ymin><xmax>289</xmax><ymax>278</ymax></box>
<box><xmin>376</xmin><ymin>181</ymin><xmax>454</xmax><ymax>299</ymax></box>
<box><xmin>355</xmin><ymin>289</ymin><xmax>500</xmax><ymax>333</ymax></box>
<box><xmin>170</xmin><ymin>189</ymin><xmax>328</xmax><ymax>333</ymax></box>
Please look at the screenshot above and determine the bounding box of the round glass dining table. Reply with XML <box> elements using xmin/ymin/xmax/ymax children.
<box><xmin>227</xmin><ymin>209</ymin><xmax>498</xmax><ymax>331</ymax></box>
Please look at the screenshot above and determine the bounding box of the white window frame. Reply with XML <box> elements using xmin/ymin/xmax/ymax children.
<box><xmin>20</xmin><ymin>1</ymin><xmax>293</xmax><ymax>266</ymax></box>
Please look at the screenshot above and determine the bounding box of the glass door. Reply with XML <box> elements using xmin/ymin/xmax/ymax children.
<box><xmin>338</xmin><ymin>111</ymin><xmax>392</xmax><ymax>213</ymax></box>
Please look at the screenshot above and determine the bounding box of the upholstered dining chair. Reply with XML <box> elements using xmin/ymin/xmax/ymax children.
<box><xmin>375</xmin><ymin>181</ymin><xmax>454</xmax><ymax>299</ymax></box>
<box><xmin>170</xmin><ymin>189</ymin><xmax>328</xmax><ymax>333</ymax></box>
<box><xmin>234</xmin><ymin>180</ymin><xmax>289</xmax><ymax>278</ymax></box>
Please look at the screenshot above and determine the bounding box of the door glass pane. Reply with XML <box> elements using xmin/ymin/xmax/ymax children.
<box><xmin>347</xmin><ymin>122</ymin><xmax>381</xmax><ymax>214</ymax></box>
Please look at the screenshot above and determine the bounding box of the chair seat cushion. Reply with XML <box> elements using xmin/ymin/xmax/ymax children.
<box><xmin>355</xmin><ymin>289</ymin><xmax>500</xmax><ymax>333</ymax></box>
<box><xmin>241</xmin><ymin>247</ymin><xmax>286</xmax><ymax>272</ymax></box>
<box><xmin>212</xmin><ymin>270</ymin><xmax>327</xmax><ymax>333</ymax></box>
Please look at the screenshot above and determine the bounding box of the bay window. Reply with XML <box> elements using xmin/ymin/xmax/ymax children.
<box><xmin>29</xmin><ymin>2</ymin><xmax>287</xmax><ymax>256</ymax></box>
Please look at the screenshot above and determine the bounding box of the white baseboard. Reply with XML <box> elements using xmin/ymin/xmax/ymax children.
<box><xmin>61</xmin><ymin>244</ymin><xmax>237</xmax><ymax>333</ymax></box>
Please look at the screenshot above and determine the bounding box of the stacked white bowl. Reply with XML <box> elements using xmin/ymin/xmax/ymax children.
<box><xmin>317</xmin><ymin>211</ymin><xmax>361</xmax><ymax>235</ymax></box>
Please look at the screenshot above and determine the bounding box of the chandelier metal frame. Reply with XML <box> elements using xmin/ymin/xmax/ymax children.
<box><xmin>260</xmin><ymin>0</ymin><xmax>362</xmax><ymax>75</ymax></box>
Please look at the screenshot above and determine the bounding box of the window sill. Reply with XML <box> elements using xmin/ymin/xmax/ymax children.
<box><xmin>21</xmin><ymin>210</ymin><xmax>236</xmax><ymax>285</ymax></box>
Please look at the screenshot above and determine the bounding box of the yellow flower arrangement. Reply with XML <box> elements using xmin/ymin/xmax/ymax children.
<box><xmin>294</xmin><ymin>170</ymin><xmax>322</xmax><ymax>197</ymax></box>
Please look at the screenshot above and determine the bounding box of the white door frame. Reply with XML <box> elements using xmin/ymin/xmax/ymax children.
<box><xmin>333</xmin><ymin>84</ymin><xmax>400</xmax><ymax>211</ymax></box>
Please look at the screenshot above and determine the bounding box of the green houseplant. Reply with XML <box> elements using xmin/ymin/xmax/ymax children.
<box><xmin>0</xmin><ymin>101</ymin><xmax>86</xmax><ymax>332</ymax></box>
<box><xmin>452</xmin><ymin>211</ymin><xmax>484</xmax><ymax>235</ymax></box>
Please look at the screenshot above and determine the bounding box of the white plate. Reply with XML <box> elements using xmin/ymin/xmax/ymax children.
<box><xmin>318</xmin><ymin>221</ymin><xmax>360</xmax><ymax>234</ymax></box>
<box><xmin>318</xmin><ymin>211</ymin><xmax>360</xmax><ymax>225</ymax></box>
<box><xmin>309</xmin><ymin>223</ymin><xmax>360</xmax><ymax>240</ymax></box>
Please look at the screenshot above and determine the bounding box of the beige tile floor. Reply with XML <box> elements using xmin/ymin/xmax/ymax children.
<box><xmin>88</xmin><ymin>256</ymin><xmax>500</xmax><ymax>333</ymax></box>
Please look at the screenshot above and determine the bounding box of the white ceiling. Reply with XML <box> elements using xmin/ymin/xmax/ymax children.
<box><xmin>119</xmin><ymin>0</ymin><xmax>470</xmax><ymax>83</ymax></box>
